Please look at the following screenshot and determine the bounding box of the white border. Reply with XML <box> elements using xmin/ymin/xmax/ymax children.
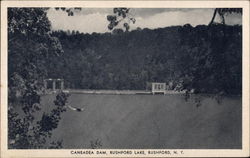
<box><xmin>1</xmin><ymin>1</ymin><xmax>249</xmax><ymax>157</ymax></box>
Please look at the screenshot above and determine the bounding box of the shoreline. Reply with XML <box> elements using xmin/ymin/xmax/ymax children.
<box><xmin>42</xmin><ymin>89</ymin><xmax>242</xmax><ymax>97</ymax></box>
<box><xmin>45</xmin><ymin>89</ymin><xmax>185</xmax><ymax>95</ymax></box>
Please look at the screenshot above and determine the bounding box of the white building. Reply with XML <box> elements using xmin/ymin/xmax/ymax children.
<box><xmin>151</xmin><ymin>82</ymin><xmax>166</xmax><ymax>94</ymax></box>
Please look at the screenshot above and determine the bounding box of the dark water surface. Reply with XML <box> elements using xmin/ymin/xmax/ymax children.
<box><xmin>41</xmin><ymin>94</ymin><xmax>242</xmax><ymax>149</ymax></box>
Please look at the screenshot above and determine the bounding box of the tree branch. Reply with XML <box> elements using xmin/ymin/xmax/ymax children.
<box><xmin>209</xmin><ymin>8</ymin><xmax>218</xmax><ymax>26</ymax></box>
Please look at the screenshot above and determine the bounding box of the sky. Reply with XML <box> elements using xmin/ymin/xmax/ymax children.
<box><xmin>47</xmin><ymin>8</ymin><xmax>242</xmax><ymax>34</ymax></box>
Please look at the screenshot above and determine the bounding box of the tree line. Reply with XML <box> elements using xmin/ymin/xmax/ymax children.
<box><xmin>50</xmin><ymin>24</ymin><xmax>242</xmax><ymax>94</ymax></box>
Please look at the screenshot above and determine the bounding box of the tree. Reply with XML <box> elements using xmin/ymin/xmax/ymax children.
<box><xmin>55</xmin><ymin>7</ymin><xmax>82</xmax><ymax>16</ymax></box>
<box><xmin>50</xmin><ymin>23</ymin><xmax>241</xmax><ymax>94</ymax></box>
<box><xmin>107</xmin><ymin>8</ymin><xmax>136</xmax><ymax>32</ymax></box>
<box><xmin>209</xmin><ymin>8</ymin><xmax>242</xmax><ymax>25</ymax></box>
<box><xmin>112</xmin><ymin>28</ymin><xmax>124</xmax><ymax>34</ymax></box>
<box><xmin>8</xmin><ymin>8</ymin><xmax>69</xmax><ymax>149</ymax></box>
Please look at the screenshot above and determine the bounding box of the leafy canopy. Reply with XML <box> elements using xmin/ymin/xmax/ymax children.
<box><xmin>8</xmin><ymin>8</ymin><xmax>68</xmax><ymax>149</ymax></box>
<box><xmin>107</xmin><ymin>8</ymin><xmax>136</xmax><ymax>32</ymax></box>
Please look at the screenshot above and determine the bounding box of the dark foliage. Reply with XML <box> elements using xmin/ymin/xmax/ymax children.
<box><xmin>107</xmin><ymin>8</ymin><xmax>135</xmax><ymax>32</ymax></box>
<box><xmin>8</xmin><ymin>8</ymin><xmax>68</xmax><ymax>149</ymax></box>
<box><xmin>50</xmin><ymin>24</ymin><xmax>242</xmax><ymax>95</ymax></box>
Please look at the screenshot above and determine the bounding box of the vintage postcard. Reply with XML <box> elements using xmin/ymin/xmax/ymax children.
<box><xmin>1</xmin><ymin>0</ymin><xmax>249</xmax><ymax>157</ymax></box>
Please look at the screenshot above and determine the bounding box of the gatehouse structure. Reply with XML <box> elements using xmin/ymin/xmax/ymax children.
<box><xmin>151</xmin><ymin>82</ymin><xmax>166</xmax><ymax>94</ymax></box>
<box><xmin>44</xmin><ymin>79</ymin><xmax>64</xmax><ymax>93</ymax></box>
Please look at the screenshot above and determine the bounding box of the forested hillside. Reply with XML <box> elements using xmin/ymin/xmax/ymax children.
<box><xmin>49</xmin><ymin>24</ymin><xmax>242</xmax><ymax>94</ymax></box>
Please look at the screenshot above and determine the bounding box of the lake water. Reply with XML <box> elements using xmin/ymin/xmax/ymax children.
<box><xmin>40</xmin><ymin>93</ymin><xmax>242</xmax><ymax>149</ymax></box>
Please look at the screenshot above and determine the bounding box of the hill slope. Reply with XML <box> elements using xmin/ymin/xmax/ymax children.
<box><xmin>50</xmin><ymin>24</ymin><xmax>242</xmax><ymax>94</ymax></box>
